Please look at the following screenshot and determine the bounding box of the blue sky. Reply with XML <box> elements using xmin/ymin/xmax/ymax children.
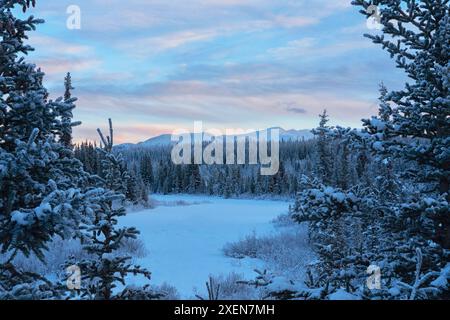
<box><xmin>24</xmin><ymin>0</ymin><xmax>405</xmax><ymax>143</ymax></box>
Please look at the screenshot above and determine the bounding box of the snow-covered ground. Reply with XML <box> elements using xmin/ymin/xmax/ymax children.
<box><xmin>120</xmin><ymin>195</ymin><xmax>291</xmax><ymax>298</ymax></box>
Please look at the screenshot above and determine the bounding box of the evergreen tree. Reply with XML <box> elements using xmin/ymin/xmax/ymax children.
<box><xmin>313</xmin><ymin>110</ymin><xmax>333</xmax><ymax>185</ymax></box>
<box><xmin>60</xmin><ymin>72</ymin><xmax>75</xmax><ymax>148</ymax></box>
<box><xmin>140</xmin><ymin>153</ymin><xmax>154</xmax><ymax>190</ymax></box>
<box><xmin>75</xmin><ymin>141</ymin><xmax>100</xmax><ymax>175</ymax></box>
<box><xmin>0</xmin><ymin>0</ymin><xmax>90</xmax><ymax>299</ymax></box>
<box><xmin>354</xmin><ymin>0</ymin><xmax>450</xmax><ymax>247</ymax></box>
<box><xmin>272</xmin><ymin>0</ymin><xmax>450</xmax><ymax>300</ymax></box>
<box><xmin>335</xmin><ymin>140</ymin><xmax>351</xmax><ymax>189</ymax></box>
<box><xmin>73</xmin><ymin>119</ymin><xmax>158</xmax><ymax>300</ymax></box>
<box><xmin>126</xmin><ymin>165</ymin><xmax>145</xmax><ymax>205</ymax></box>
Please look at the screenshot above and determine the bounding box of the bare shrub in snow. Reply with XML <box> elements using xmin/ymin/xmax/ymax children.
<box><xmin>223</xmin><ymin>231</ymin><xmax>260</xmax><ymax>259</ymax></box>
<box><xmin>152</xmin><ymin>282</ymin><xmax>180</xmax><ymax>300</ymax></box>
<box><xmin>117</xmin><ymin>238</ymin><xmax>147</xmax><ymax>259</ymax></box>
<box><xmin>271</xmin><ymin>213</ymin><xmax>296</xmax><ymax>227</ymax></box>
<box><xmin>1</xmin><ymin>237</ymin><xmax>88</xmax><ymax>278</ymax></box>
<box><xmin>119</xmin><ymin>282</ymin><xmax>180</xmax><ymax>300</ymax></box>
<box><xmin>194</xmin><ymin>273</ymin><xmax>261</xmax><ymax>300</ymax></box>
<box><xmin>0</xmin><ymin>235</ymin><xmax>148</xmax><ymax>280</ymax></box>
<box><xmin>223</xmin><ymin>224</ymin><xmax>313</xmax><ymax>281</ymax></box>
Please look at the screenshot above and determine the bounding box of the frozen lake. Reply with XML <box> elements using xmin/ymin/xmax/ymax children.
<box><xmin>121</xmin><ymin>195</ymin><xmax>290</xmax><ymax>298</ymax></box>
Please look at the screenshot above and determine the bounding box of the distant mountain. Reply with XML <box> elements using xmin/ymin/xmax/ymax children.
<box><xmin>272</xmin><ymin>128</ymin><xmax>314</xmax><ymax>141</ymax></box>
<box><xmin>116</xmin><ymin>128</ymin><xmax>314</xmax><ymax>150</ymax></box>
<box><xmin>139</xmin><ymin>134</ymin><xmax>173</xmax><ymax>147</ymax></box>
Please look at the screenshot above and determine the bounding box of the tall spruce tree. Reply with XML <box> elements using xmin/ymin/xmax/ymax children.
<box><xmin>73</xmin><ymin>120</ymin><xmax>158</xmax><ymax>300</ymax></box>
<box><xmin>312</xmin><ymin>110</ymin><xmax>333</xmax><ymax>185</ymax></box>
<box><xmin>353</xmin><ymin>0</ymin><xmax>450</xmax><ymax>247</ymax></box>
<box><xmin>0</xmin><ymin>0</ymin><xmax>91</xmax><ymax>299</ymax></box>
<box><xmin>60</xmin><ymin>72</ymin><xmax>75</xmax><ymax>148</ymax></box>
<box><xmin>140</xmin><ymin>153</ymin><xmax>154</xmax><ymax>190</ymax></box>
<box><xmin>258</xmin><ymin>0</ymin><xmax>450</xmax><ymax>300</ymax></box>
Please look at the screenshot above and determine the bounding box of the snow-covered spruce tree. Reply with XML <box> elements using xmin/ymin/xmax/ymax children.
<box><xmin>353</xmin><ymin>0</ymin><xmax>450</xmax><ymax>248</ymax></box>
<box><xmin>72</xmin><ymin>119</ymin><xmax>160</xmax><ymax>300</ymax></box>
<box><xmin>312</xmin><ymin>110</ymin><xmax>333</xmax><ymax>185</ymax></box>
<box><xmin>140</xmin><ymin>153</ymin><xmax>154</xmax><ymax>190</ymax></box>
<box><xmin>260</xmin><ymin>172</ymin><xmax>447</xmax><ymax>299</ymax></box>
<box><xmin>96</xmin><ymin>121</ymin><xmax>129</xmax><ymax>195</ymax></box>
<box><xmin>60</xmin><ymin>72</ymin><xmax>75</xmax><ymax>148</ymax></box>
<box><xmin>293</xmin><ymin>129</ymin><xmax>448</xmax><ymax>299</ymax></box>
<box><xmin>95</xmin><ymin>128</ymin><xmax>149</xmax><ymax>206</ymax></box>
<box><xmin>126</xmin><ymin>164</ymin><xmax>149</xmax><ymax>206</ymax></box>
<box><xmin>270</xmin><ymin>1</ymin><xmax>450</xmax><ymax>300</ymax></box>
<box><xmin>289</xmin><ymin>176</ymin><xmax>375</xmax><ymax>294</ymax></box>
<box><xmin>0</xmin><ymin>0</ymin><xmax>92</xmax><ymax>299</ymax></box>
<box><xmin>74</xmin><ymin>141</ymin><xmax>101</xmax><ymax>175</ymax></box>
<box><xmin>354</xmin><ymin>0</ymin><xmax>450</xmax><ymax>296</ymax></box>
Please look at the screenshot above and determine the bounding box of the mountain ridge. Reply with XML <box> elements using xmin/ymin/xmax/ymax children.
<box><xmin>116</xmin><ymin>128</ymin><xmax>314</xmax><ymax>149</ymax></box>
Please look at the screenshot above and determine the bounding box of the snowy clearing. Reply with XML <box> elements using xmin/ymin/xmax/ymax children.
<box><xmin>120</xmin><ymin>195</ymin><xmax>298</xmax><ymax>298</ymax></box>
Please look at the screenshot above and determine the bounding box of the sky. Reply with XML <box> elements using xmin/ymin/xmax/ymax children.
<box><xmin>22</xmin><ymin>0</ymin><xmax>406</xmax><ymax>144</ymax></box>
